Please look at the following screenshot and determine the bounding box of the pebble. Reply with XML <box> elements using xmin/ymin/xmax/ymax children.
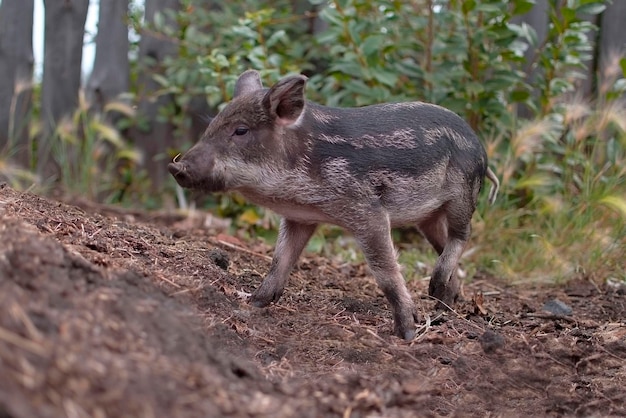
<box><xmin>209</xmin><ymin>248</ymin><xmax>230</xmax><ymax>270</ymax></box>
<box><xmin>479</xmin><ymin>330</ymin><xmax>505</xmax><ymax>354</ymax></box>
<box><xmin>542</xmin><ymin>299</ymin><xmax>573</xmax><ymax>316</ymax></box>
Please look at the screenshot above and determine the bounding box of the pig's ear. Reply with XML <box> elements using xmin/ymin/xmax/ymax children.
<box><xmin>263</xmin><ymin>75</ymin><xmax>308</xmax><ymax>126</ymax></box>
<box><xmin>234</xmin><ymin>70</ymin><xmax>263</xmax><ymax>98</ymax></box>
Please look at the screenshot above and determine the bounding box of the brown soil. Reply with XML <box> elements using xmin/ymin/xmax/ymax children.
<box><xmin>0</xmin><ymin>183</ymin><xmax>624</xmax><ymax>417</ymax></box>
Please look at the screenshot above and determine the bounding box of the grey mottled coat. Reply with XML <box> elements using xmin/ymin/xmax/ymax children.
<box><xmin>169</xmin><ymin>70</ymin><xmax>499</xmax><ymax>340</ymax></box>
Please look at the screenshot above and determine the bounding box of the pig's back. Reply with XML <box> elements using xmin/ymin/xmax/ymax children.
<box><xmin>307</xmin><ymin>102</ymin><xmax>486</xmax><ymax>180</ymax></box>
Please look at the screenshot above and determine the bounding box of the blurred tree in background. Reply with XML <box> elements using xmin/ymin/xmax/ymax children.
<box><xmin>0</xmin><ymin>0</ymin><xmax>34</xmax><ymax>170</ymax></box>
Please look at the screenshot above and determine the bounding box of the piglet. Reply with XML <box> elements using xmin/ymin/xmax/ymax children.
<box><xmin>169</xmin><ymin>70</ymin><xmax>499</xmax><ymax>340</ymax></box>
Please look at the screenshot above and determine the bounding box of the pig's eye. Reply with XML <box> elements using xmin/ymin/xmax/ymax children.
<box><xmin>234</xmin><ymin>126</ymin><xmax>249</xmax><ymax>136</ymax></box>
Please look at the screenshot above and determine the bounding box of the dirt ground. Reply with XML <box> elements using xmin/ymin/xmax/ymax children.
<box><xmin>0</xmin><ymin>183</ymin><xmax>624</xmax><ymax>418</ymax></box>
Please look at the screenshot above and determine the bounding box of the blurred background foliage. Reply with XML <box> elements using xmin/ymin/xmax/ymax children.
<box><xmin>1</xmin><ymin>0</ymin><xmax>624</xmax><ymax>284</ymax></box>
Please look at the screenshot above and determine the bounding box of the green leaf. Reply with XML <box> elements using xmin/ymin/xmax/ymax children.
<box><xmin>475</xmin><ymin>3</ymin><xmax>504</xmax><ymax>14</ymax></box>
<box><xmin>319</xmin><ymin>6</ymin><xmax>343</xmax><ymax>26</ymax></box>
<box><xmin>465</xmin><ymin>81</ymin><xmax>485</xmax><ymax>96</ymax></box>
<box><xmin>152</xmin><ymin>74</ymin><xmax>170</xmax><ymax>88</ymax></box>
<box><xmin>345</xmin><ymin>79</ymin><xmax>374</xmax><ymax>97</ymax></box>
<box><xmin>561</xmin><ymin>7</ymin><xmax>576</xmax><ymax>25</ymax></box>
<box><xmin>620</xmin><ymin>58</ymin><xmax>626</xmax><ymax>77</ymax></box>
<box><xmin>576</xmin><ymin>3</ymin><xmax>606</xmax><ymax>16</ymax></box>
<box><xmin>510</xmin><ymin>89</ymin><xmax>530</xmax><ymax>102</ymax></box>
<box><xmin>231</xmin><ymin>25</ymin><xmax>257</xmax><ymax>40</ymax></box>
<box><xmin>266</xmin><ymin>30</ymin><xmax>287</xmax><ymax>48</ymax></box>
<box><xmin>462</xmin><ymin>0</ymin><xmax>476</xmax><ymax>14</ymax></box>
<box><xmin>347</xmin><ymin>19</ymin><xmax>362</xmax><ymax>44</ymax></box>
<box><xmin>176</xmin><ymin>68</ymin><xmax>188</xmax><ymax>86</ymax></box>
<box><xmin>329</xmin><ymin>61</ymin><xmax>365</xmax><ymax>78</ymax></box>
<box><xmin>512</xmin><ymin>1</ymin><xmax>535</xmax><ymax>16</ymax></box>
<box><xmin>510</xmin><ymin>22</ymin><xmax>538</xmax><ymax>45</ymax></box>
<box><xmin>255</xmin><ymin>228</ymin><xmax>278</xmax><ymax>245</ymax></box>
<box><xmin>361</xmin><ymin>35</ymin><xmax>384</xmax><ymax>58</ymax></box>
<box><xmin>306</xmin><ymin>235</ymin><xmax>326</xmax><ymax>254</ymax></box>
<box><xmin>550</xmin><ymin>78</ymin><xmax>574</xmax><ymax>95</ymax></box>
<box><xmin>372</xmin><ymin>68</ymin><xmax>398</xmax><ymax>88</ymax></box>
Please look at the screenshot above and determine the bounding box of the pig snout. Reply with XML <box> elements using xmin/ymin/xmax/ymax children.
<box><xmin>168</xmin><ymin>155</ymin><xmax>226</xmax><ymax>192</ymax></box>
<box><xmin>168</xmin><ymin>161</ymin><xmax>193</xmax><ymax>188</ymax></box>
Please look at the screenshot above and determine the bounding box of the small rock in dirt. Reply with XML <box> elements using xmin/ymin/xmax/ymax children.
<box><xmin>570</xmin><ymin>328</ymin><xmax>592</xmax><ymax>340</ymax></box>
<box><xmin>85</xmin><ymin>239</ymin><xmax>108</xmax><ymax>253</ymax></box>
<box><xmin>402</xmin><ymin>379</ymin><xmax>432</xmax><ymax>395</ymax></box>
<box><xmin>542</xmin><ymin>299</ymin><xmax>573</xmax><ymax>316</ymax></box>
<box><xmin>465</xmin><ymin>331</ymin><xmax>479</xmax><ymax>340</ymax></box>
<box><xmin>479</xmin><ymin>330</ymin><xmax>505</xmax><ymax>354</ymax></box>
<box><xmin>606</xmin><ymin>278</ymin><xmax>626</xmax><ymax>295</ymax></box>
<box><xmin>209</xmin><ymin>248</ymin><xmax>229</xmax><ymax>270</ymax></box>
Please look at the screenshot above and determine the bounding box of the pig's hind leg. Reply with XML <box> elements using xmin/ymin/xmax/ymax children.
<box><xmin>351</xmin><ymin>212</ymin><xmax>418</xmax><ymax>340</ymax></box>
<box><xmin>418</xmin><ymin>210</ymin><xmax>447</xmax><ymax>255</ymax></box>
<box><xmin>425</xmin><ymin>203</ymin><xmax>472</xmax><ymax>309</ymax></box>
<box><xmin>250</xmin><ymin>218</ymin><xmax>317</xmax><ymax>307</ymax></box>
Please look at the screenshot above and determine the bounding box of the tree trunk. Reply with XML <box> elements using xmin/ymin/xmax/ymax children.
<box><xmin>598</xmin><ymin>1</ymin><xmax>626</xmax><ymax>96</ymax></box>
<box><xmin>134</xmin><ymin>0</ymin><xmax>181</xmax><ymax>191</ymax></box>
<box><xmin>579</xmin><ymin>13</ymin><xmax>599</xmax><ymax>99</ymax></box>
<box><xmin>511</xmin><ymin>0</ymin><xmax>548</xmax><ymax>119</ymax></box>
<box><xmin>86</xmin><ymin>0</ymin><xmax>130</xmax><ymax>113</ymax></box>
<box><xmin>0</xmin><ymin>0</ymin><xmax>34</xmax><ymax>168</ymax></box>
<box><xmin>39</xmin><ymin>0</ymin><xmax>89</xmax><ymax>180</ymax></box>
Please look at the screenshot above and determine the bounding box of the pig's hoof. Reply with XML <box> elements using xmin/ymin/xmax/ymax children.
<box><xmin>429</xmin><ymin>283</ymin><xmax>458</xmax><ymax>310</ymax></box>
<box><xmin>249</xmin><ymin>288</ymin><xmax>282</xmax><ymax>308</ymax></box>
<box><xmin>402</xmin><ymin>328</ymin><xmax>416</xmax><ymax>340</ymax></box>
<box><xmin>431</xmin><ymin>293</ymin><xmax>457</xmax><ymax>311</ymax></box>
<box><xmin>249</xmin><ymin>297</ymin><xmax>270</xmax><ymax>308</ymax></box>
<box><xmin>434</xmin><ymin>300</ymin><xmax>452</xmax><ymax>311</ymax></box>
<box><xmin>394</xmin><ymin>323</ymin><xmax>416</xmax><ymax>340</ymax></box>
<box><xmin>394</xmin><ymin>310</ymin><xmax>418</xmax><ymax>340</ymax></box>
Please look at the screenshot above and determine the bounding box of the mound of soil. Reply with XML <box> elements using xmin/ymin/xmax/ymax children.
<box><xmin>0</xmin><ymin>183</ymin><xmax>624</xmax><ymax>417</ymax></box>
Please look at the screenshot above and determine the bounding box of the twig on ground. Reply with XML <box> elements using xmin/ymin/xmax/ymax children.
<box><xmin>0</xmin><ymin>326</ymin><xmax>47</xmax><ymax>357</ymax></box>
<box><xmin>521</xmin><ymin>312</ymin><xmax>578</xmax><ymax>323</ymax></box>
<box><xmin>214</xmin><ymin>239</ymin><xmax>273</xmax><ymax>262</ymax></box>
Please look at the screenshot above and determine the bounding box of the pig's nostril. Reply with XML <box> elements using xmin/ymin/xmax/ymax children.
<box><xmin>168</xmin><ymin>162</ymin><xmax>185</xmax><ymax>176</ymax></box>
<box><xmin>168</xmin><ymin>162</ymin><xmax>193</xmax><ymax>187</ymax></box>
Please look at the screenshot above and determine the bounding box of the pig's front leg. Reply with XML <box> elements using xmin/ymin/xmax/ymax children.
<box><xmin>250</xmin><ymin>218</ymin><xmax>317</xmax><ymax>307</ymax></box>
<box><xmin>351</xmin><ymin>214</ymin><xmax>418</xmax><ymax>340</ymax></box>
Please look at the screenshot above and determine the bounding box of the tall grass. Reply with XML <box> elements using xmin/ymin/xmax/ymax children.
<box><xmin>472</xmin><ymin>92</ymin><xmax>626</xmax><ymax>284</ymax></box>
<box><xmin>51</xmin><ymin>92</ymin><xmax>142</xmax><ymax>203</ymax></box>
<box><xmin>0</xmin><ymin>90</ymin><xmax>142</xmax><ymax>204</ymax></box>
<box><xmin>0</xmin><ymin>79</ymin><xmax>37</xmax><ymax>189</ymax></box>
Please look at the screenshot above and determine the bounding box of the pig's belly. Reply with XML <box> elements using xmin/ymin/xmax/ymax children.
<box><xmin>270</xmin><ymin>203</ymin><xmax>335</xmax><ymax>224</ymax></box>
<box><xmin>241</xmin><ymin>192</ymin><xmax>334</xmax><ymax>225</ymax></box>
<box><xmin>243</xmin><ymin>188</ymin><xmax>444</xmax><ymax>228</ymax></box>
<box><xmin>386</xmin><ymin>197</ymin><xmax>444</xmax><ymax>228</ymax></box>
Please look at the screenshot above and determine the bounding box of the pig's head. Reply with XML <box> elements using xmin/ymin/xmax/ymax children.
<box><xmin>168</xmin><ymin>70</ymin><xmax>308</xmax><ymax>193</ymax></box>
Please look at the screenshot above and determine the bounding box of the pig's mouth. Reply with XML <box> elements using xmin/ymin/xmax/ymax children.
<box><xmin>168</xmin><ymin>161</ymin><xmax>226</xmax><ymax>192</ymax></box>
